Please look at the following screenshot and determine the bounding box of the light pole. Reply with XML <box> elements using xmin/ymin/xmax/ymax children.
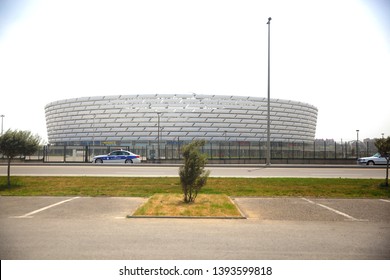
<box><xmin>266</xmin><ymin>17</ymin><xmax>272</xmax><ymax>166</ymax></box>
<box><xmin>92</xmin><ymin>114</ymin><xmax>96</xmax><ymax>157</ymax></box>
<box><xmin>356</xmin><ymin>129</ymin><xmax>359</xmax><ymax>158</ymax></box>
<box><xmin>157</xmin><ymin>112</ymin><xmax>161</xmax><ymax>161</ymax></box>
<box><xmin>0</xmin><ymin>114</ymin><xmax>4</xmax><ymax>135</ymax></box>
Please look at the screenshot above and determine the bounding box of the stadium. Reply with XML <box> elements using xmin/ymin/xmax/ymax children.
<box><xmin>45</xmin><ymin>94</ymin><xmax>318</xmax><ymax>145</ymax></box>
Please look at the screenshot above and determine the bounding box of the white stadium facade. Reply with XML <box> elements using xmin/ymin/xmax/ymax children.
<box><xmin>45</xmin><ymin>94</ymin><xmax>318</xmax><ymax>145</ymax></box>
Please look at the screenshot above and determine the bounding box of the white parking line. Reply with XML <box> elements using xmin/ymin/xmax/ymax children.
<box><xmin>379</xmin><ymin>199</ymin><xmax>390</xmax><ymax>203</ymax></box>
<box><xmin>14</xmin><ymin>197</ymin><xmax>80</xmax><ymax>218</ymax></box>
<box><xmin>301</xmin><ymin>198</ymin><xmax>360</xmax><ymax>221</ymax></box>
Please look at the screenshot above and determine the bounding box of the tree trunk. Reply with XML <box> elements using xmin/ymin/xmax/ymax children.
<box><xmin>7</xmin><ymin>157</ymin><xmax>11</xmax><ymax>188</ymax></box>
<box><xmin>386</xmin><ymin>158</ymin><xmax>389</xmax><ymax>187</ymax></box>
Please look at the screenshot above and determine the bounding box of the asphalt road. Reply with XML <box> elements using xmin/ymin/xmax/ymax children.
<box><xmin>0</xmin><ymin>164</ymin><xmax>386</xmax><ymax>178</ymax></box>
<box><xmin>1</xmin><ymin>196</ymin><xmax>389</xmax><ymax>260</ymax></box>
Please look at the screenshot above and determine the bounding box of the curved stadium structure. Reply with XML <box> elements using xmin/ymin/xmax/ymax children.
<box><xmin>45</xmin><ymin>94</ymin><xmax>318</xmax><ymax>145</ymax></box>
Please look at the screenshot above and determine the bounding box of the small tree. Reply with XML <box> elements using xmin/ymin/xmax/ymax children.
<box><xmin>375</xmin><ymin>137</ymin><xmax>390</xmax><ymax>187</ymax></box>
<box><xmin>179</xmin><ymin>140</ymin><xmax>210</xmax><ymax>203</ymax></box>
<box><xmin>0</xmin><ymin>129</ymin><xmax>41</xmax><ymax>188</ymax></box>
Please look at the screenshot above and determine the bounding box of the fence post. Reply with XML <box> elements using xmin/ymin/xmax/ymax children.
<box><xmin>43</xmin><ymin>145</ymin><xmax>47</xmax><ymax>162</ymax></box>
<box><xmin>324</xmin><ymin>141</ymin><xmax>326</xmax><ymax>159</ymax></box>
<box><xmin>259</xmin><ymin>141</ymin><xmax>261</xmax><ymax>159</ymax></box>
<box><xmin>313</xmin><ymin>141</ymin><xmax>316</xmax><ymax>159</ymax></box>
<box><xmin>85</xmin><ymin>145</ymin><xmax>89</xmax><ymax>163</ymax></box>
<box><xmin>292</xmin><ymin>141</ymin><xmax>294</xmax><ymax>159</ymax></box>
<box><xmin>178</xmin><ymin>138</ymin><xmax>181</xmax><ymax>160</ymax></box>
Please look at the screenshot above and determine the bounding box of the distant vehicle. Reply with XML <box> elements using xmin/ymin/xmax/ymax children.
<box><xmin>357</xmin><ymin>153</ymin><xmax>387</xmax><ymax>165</ymax></box>
<box><xmin>92</xmin><ymin>150</ymin><xmax>141</xmax><ymax>164</ymax></box>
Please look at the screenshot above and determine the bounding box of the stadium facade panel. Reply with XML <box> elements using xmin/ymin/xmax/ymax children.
<box><xmin>45</xmin><ymin>94</ymin><xmax>318</xmax><ymax>145</ymax></box>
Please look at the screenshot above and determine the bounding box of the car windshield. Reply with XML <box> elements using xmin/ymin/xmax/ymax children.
<box><xmin>372</xmin><ymin>153</ymin><xmax>381</xmax><ymax>157</ymax></box>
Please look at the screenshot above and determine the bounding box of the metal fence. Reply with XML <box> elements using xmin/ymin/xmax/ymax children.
<box><xmin>18</xmin><ymin>140</ymin><xmax>378</xmax><ymax>164</ymax></box>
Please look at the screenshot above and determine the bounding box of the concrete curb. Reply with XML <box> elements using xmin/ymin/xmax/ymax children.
<box><xmin>126</xmin><ymin>215</ymin><xmax>246</xmax><ymax>219</ymax></box>
<box><xmin>229</xmin><ymin>196</ymin><xmax>248</xmax><ymax>219</ymax></box>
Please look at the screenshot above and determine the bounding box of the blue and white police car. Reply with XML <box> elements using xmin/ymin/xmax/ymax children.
<box><xmin>92</xmin><ymin>150</ymin><xmax>141</xmax><ymax>164</ymax></box>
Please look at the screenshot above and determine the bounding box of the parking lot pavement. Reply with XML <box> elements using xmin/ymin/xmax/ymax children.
<box><xmin>0</xmin><ymin>196</ymin><xmax>147</xmax><ymax>219</ymax></box>
<box><xmin>0</xmin><ymin>196</ymin><xmax>390</xmax><ymax>223</ymax></box>
<box><xmin>1</xmin><ymin>196</ymin><xmax>389</xmax><ymax>222</ymax></box>
<box><xmin>233</xmin><ymin>197</ymin><xmax>390</xmax><ymax>222</ymax></box>
<box><xmin>1</xmin><ymin>196</ymin><xmax>390</xmax><ymax>259</ymax></box>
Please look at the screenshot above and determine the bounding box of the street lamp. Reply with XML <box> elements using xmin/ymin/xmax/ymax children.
<box><xmin>0</xmin><ymin>114</ymin><xmax>4</xmax><ymax>135</ymax></box>
<box><xmin>92</xmin><ymin>114</ymin><xmax>96</xmax><ymax>157</ymax></box>
<box><xmin>266</xmin><ymin>17</ymin><xmax>272</xmax><ymax>166</ymax></box>
<box><xmin>356</xmin><ymin>130</ymin><xmax>359</xmax><ymax>158</ymax></box>
<box><xmin>157</xmin><ymin>112</ymin><xmax>161</xmax><ymax>161</ymax></box>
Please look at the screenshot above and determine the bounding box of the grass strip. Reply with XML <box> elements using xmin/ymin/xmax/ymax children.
<box><xmin>132</xmin><ymin>193</ymin><xmax>243</xmax><ymax>217</ymax></box>
<box><xmin>0</xmin><ymin>176</ymin><xmax>389</xmax><ymax>198</ymax></box>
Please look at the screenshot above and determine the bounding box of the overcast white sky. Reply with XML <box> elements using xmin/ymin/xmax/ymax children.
<box><xmin>0</xmin><ymin>0</ymin><xmax>389</xmax><ymax>143</ymax></box>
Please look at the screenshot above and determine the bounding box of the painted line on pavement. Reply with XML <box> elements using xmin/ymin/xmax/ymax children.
<box><xmin>13</xmin><ymin>197</ymin><xmax>80</xmax><ymax>218</ymax></box>
<box><xmin>379</xmin><ymin>199</ymin><xmax>390</xmax><ymax>203</ymax></box>
<box><xmin>301</xmin><ymin>198</ymin><xmax>361</xmax><ymax>221</ymax></box>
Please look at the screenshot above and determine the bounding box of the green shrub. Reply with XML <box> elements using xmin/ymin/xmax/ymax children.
<box><xmin>179</xmin><ymin>140</ymin><xmax>210</xmax><ymax>203</ymax></box>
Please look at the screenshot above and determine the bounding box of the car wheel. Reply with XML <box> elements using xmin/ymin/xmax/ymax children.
<box><xmin>125</xmin><ymin>159</ymin><xmax>133</xmax><ymax>164</ymax></box>
<box><xmin>367</xmin><ymin>161</ymin><xmax>375</xmax><ymax>166</ymax></box>
<box><xmin>95</xmin><ymin>159</ymin><xmax>103</xmax><ymax>164</ymax></box>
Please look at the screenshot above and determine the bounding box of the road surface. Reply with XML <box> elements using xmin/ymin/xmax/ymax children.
<box><xmin>0</xmin><ymin>164</ymin><xmax>386</xmax><ymax>178</ymax></box>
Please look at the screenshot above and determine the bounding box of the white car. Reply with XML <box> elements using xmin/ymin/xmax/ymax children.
<box><xmin>357</xmin><ymin>153</ymin><xmax>387</xmax><ymax>165</ymax></box>
<box><xmin>92</xmin><ymin>150</ymin><xmax>141</xmax><ymax>164</ymax></box>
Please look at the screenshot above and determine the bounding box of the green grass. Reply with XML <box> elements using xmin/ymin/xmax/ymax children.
<box><xmin>0</xmin><ymin>176</ymin><xmax>389</xmax><ymax>198</ymax></box>
<box><xmin>132</xmin><ymin>194</ymin><xmax>242</xmax><ymax>217</ymax></box>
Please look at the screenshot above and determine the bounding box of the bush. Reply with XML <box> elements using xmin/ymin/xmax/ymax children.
<box><xmin>179</xmin><ymin>140</ymin><xmax>210</xmax><ymax>203</ymax></box>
